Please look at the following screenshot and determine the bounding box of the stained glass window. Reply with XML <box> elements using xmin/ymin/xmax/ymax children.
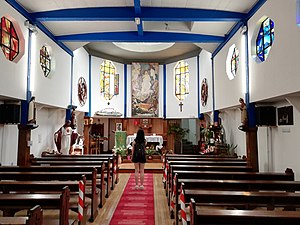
<box><xmin>226</xmin><ymin>44</ymin><xmax>239</xmax><ymax>80</ymax></box>
<box><xmin>231</xmin><ymin>47</ymin><xmax>239</xmax><ymax>76</ymax></box>
<box><xmin>40</xmin><ymin>45</ymin><xmax>51</xmax><ymax>77</ymax></box>
<box><xmin>0</xmin><ymin>16</ymin><xmax>19</xmax><ymax>61</ymax></box>
<box><xmin>256</xmin><ymin>17</ymin><xmax>275</xmax><ymax>62</ymax></box>
<box><xmin>100</xmin><ymin>60</ymin><xmax>118</xmax><ymax>100</ymax></box>
<box><xmin>174</xmin><ymin>60</ymin><xmax>189</xmax><ymax>101</ymax></box>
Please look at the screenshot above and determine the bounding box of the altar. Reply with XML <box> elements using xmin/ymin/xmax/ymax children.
<box><xmin>126</xmin><ymin>134</ymin><xmax>163</xmax><ymax>150</ymax></box>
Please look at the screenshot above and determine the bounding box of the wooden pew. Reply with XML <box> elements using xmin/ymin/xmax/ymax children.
<box><xmin>0</xmin><ymin>187</ymin><xmax>70</xmax><ymax>225</ymax></box>
<box><xmin>172</xmin><ymin>176</ymin><xmax>300</xmax><ymax>224</ymax></box>
<box><xmin>179</xmin><ymin>184</ymin><xmax>300</xmax><ymax>225</ymax></box>
<box><xmin>32</xmin><ymin>156</ymin><xmax>115</xmax><ymax>192</ymax></box>
<box><xmin>30</xmin><ymin>160</ymin><xmax>111</xmax><ymax>198</ymax></box>
<box><xmin>167</xmin><ymin>165</ymin><xmax>253</xmax><ymax>201</ymax></box>
<box><xmin>0</xmin><ymin>177</ymin><xmax>92</xmax><ymax>223</ymax></box>
<box><xmin>0</xmin><ymin>165</ymin><xmax>105</xmax><ymax>209</ymax></box>
<box><xmin>0</xmin><ymin>205</ymin><xmax>43</xmax><ymax>225</ymax></box>
<box><xmin>189</xmin><ymin>199</ymin><xmax>300</xmax><ymax>225</ymax></box>
<box><xmin>38</xmin><ymin>153</ymin><xmax>119</xmax><ymax>185</ymax></box>
<box><xmin>0</xmin><ymin>170</ymin><xmax>97</xmax><ymax>222</ymax></box>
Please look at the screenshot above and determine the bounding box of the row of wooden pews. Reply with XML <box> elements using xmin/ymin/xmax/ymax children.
<box><xmin>163</xmin><ymin>153</ymin><xmax>300</xmax><ymax>225</ymax></box>
<box><xmin>0</xmin><ymin>153</ymin><xmax>119</xmax><ymax>225</ymax></box>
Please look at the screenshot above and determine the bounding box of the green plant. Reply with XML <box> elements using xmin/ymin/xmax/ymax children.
<box><xmin>167</xmin><ymin>123</ymin><xmax>189</xmax><ymax>141</ymax></box>
<box><xmin>115</xmin><ymin>148</ymin><xmax>127</xmax><ymax>157</ymax></box>
<box><xmin>146</xmin><ymin>149</ymin><xmax>155</xmax><ymax>156</ymax></box>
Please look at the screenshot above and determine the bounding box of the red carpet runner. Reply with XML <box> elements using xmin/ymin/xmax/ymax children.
<box><xmin>109</xmin><ymin>173</ymin><xmax>155</xmax><ymax>225</ymax></box>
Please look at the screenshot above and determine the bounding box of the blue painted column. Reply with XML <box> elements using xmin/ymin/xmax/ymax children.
<box><xmin>20</xmin><ymin>30</ymin><xmax>33</xmax><ymax>125</ymax></box>
<box><xmin>163</xmin><ymin>64</ymin><xmax>167</xmax><ymax>119</ymax></box>
<box><xmin>197</xmin><ymin>55</ymin><xmax>201</xmax><ymax>118</ymax></box>
<box><xmin>87</xmin><ymin>54</ymin><xmax>92</xmax><ymax>117</ymax></box>
<box><xmin>244</xmin><ymin>23</ymin><xmax>256</xmax><ymax>128</ymax></box>
<box><xmin>124</xmin><ymin>64</ymin><xmax>127</xmax><ymax>118</ymax></box>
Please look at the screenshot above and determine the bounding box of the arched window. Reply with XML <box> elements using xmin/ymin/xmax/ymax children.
<box><xmin>226</xmin><ymin>44</ymin><xmax>239</xmax><ymax>80</ymax></box>
<box><xmin>0</xmin><ymin>16</ymin><xmax>19</xmax><ymax>61</ymax></box>
<box><xmin>40</xmin><ymin>45</ymin><xmax>51</xmax><ymax>77</ymax></box>
<box><xmin>100</xmin><ymin>60</ymin><xmax>119</xmax><ymax>101</ymax></box>
<box><xmin>174</xmin><ymin>60</ymin><xmax>189</xmax><ymax>101</ymax></box>
<box><xmin>256</xmin><ymin>17</ymin><xmax>274</xmax><ymax>62</ymax></box>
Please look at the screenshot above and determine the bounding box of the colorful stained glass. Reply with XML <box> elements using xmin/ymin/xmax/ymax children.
<box><xmin>174</xmin><ymin>60</ymin><xmax>189</xmax><ymax>101</ymax></box>
<box><xmin>256</xmin><ymin>17</ymin><xmax>275</xmax><ymax>62</ymax></box>
<box><xmin>231</xmin><ymin>47</ymin><xmax>239</xmax><ymax>76</ymax></box>
<box><xmin>0</xmin><ymin>16</ymin><xmax>19</xmax><ymax>61</ymax></box>
<box><xmin>100</xmin><ymin>60</ymin><xmax>118</xmax><ymax>100</ymax></box>
<box><xmin>40</xmin><ymin>46</ymin><xmax>51</xmax><ymax>77</ymax></box>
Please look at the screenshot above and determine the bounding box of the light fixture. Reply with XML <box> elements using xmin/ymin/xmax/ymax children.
<box><xmin>240</xmin><ymin>25</ymin><xmax>248</xmax><ymax>34</ymax></box>
<box><xmin>112</xmin><ymin>42</ymin><xmax>175</xmax><ymax>53</ymax></box>
<box><xmin>24</xmin><ymin>20</ymin><xmax>38</xmax><ymax>34</ymax></box>
<box><xmin>135</xmin><ymin>17</ymin><xmax>141</xmax><ymax>25</ymax></box>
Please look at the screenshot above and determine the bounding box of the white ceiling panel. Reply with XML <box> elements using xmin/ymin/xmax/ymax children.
<box><xmin>191</xmin><ymin>22</ymin><xmax>236</xmax><ymax>36</ymax></box>
<box><xmin>195</xmin><ymin>43</ymin><xmax>219</xmax><ymax>53</ymax></box>
<box><xmin>17</xmin><ymin>0</ymin><xmax>133</xmax><ymax>13</ymax></box>
<box><xmin>64</xmin><ymin>42</ymin><xmax>89</xmax><ymax>51</ymax></box>
<box><xmin>144</xmin><ymin>21</ymin><xmax>191</xmax><ymax>33</ymax></box>
<box><xmin>42</xmin><ymin>21</ymin><xmax>137</xmax><ymax>36</ymax></box>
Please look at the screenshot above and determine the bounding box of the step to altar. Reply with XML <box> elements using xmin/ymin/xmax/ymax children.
<box><xmin>119</xmin><ymin>162</ymin><xmax>163</xmax><ymax>174</ymax></box>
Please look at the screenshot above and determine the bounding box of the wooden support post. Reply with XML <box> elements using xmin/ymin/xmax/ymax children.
<box><xmin>17</xmin><ymin>125</ymin><xmax>32</xmax><ymax>166</ymax></box>
<box><xmin>246</xmin><ymin>127</ymin><xmax>259</xmax><ymax>172</ymax></box>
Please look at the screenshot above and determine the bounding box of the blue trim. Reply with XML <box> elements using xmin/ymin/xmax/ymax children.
<box><xmin>134</xmin><ymin>0</ymin><xmax>143</xmax><ymax>36</ymax></box>
<box><xmin>124</xmin><ymin>64</ymin><xmax>127</xmax><ymax>118</ymax></box>
<box><xmin>248</xmin><ymin>103</ymin><xmax>256</xmax><ymax>128</ymax></box>
<box><xmin>5</xmin><ymin>0</ymin><xmax>73</xmax><ymax>56</ymax></box>
<box><xmin>212</xmin><ymin>0</ymin><xmax>267</xmax><ymax>58</ymax></box>
<box><xmin>197</xmin><ymin>55</ymin><xmax>200</xmax><ymax>118</ymax></box>
<box><xmin>26</xmin><ymin>30</ymin><xmax>32</xmax><ymax>101</ymax></box>
<box><xmin>32</xmin><ymin>7</ymin><xmax>245</xmax><ymax>22</ymax></box>
<box><xmin>88</xmin><ymin>55</ymin><xmax>92</xmax><ymax>117</ymax></box>
<box><xmin>70</xmin><ymin>56</ymin><xmax>74</xmax><ymax>105</ymax></box>
<box><xmin>245</xmin><ymin>23</ymin><xmax>250</xmax><ymax>107</ymax></box>
<box><xmin>163</xmin><ymin>64</ymin><xmax>167</xmax><ymax>119</ymax></box>
<box><xmin>211</xmin><ymin>58</ymin><xmax>215</xmax><ymax>112</ymax></box>
<box><xmin>21</xmin><ymin>30</ymin><xmax>33</xmax><ymax>125</ymax></box>
<box><xmin>213</xmin><ymin>110</ymin><xmax>219</xmax><ymax>123</ymax></box>
<box><xmin>56</xmin><ymin>31</ymin><xmax>225</xmax><ymax>43</ymax></box>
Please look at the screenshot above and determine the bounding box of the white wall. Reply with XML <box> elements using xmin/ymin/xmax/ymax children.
<box><xmin>219</xmin><ymin>109</ymin><xmax>246</xmax><ymax>157</ymax></box>
<box><xmin>0</xmin><ymin>2</ymin><xmax>28</xmax><ymax>100</ymax></box>
<box><xmin>166</xmin><ymin>57</ymin><xmax>198</xmax><ymax>118</ymax></box>
<box><xmin>199</xmin><ymin>50</ymin><xmax>213</xmax><ymax>113</ymax></box>
<box><xmin>249</xmin><ymin>0</ymin><xmax>300</xmax><ymax>102</ymax></box>
<box><xmin>0</xmin><ymin>125</ymin><xmax>18</xmax><ymax>165</ymax></box>
<box><xmin>31</xmin><ymin>28</ymin><xmax>71</xmax><ymax>108</ymax></box>
<box><xmin>91</xmin><ymin>56</ymin><xmax>124</xmax><ymax>117</ymax></box>
<box><xmin>31</xmin><ymin>107</ymin><xmax>66</xmax><ymax>157</ymax></box>
<box><xmin>72</xmin><ymin>48</ymin><xmax>89</xmax><ymax>112</ymax></box>
<box><xmin>214</xmin><ymin>29</ymin><xmax>246</xmax><ymax>110</ymax></box>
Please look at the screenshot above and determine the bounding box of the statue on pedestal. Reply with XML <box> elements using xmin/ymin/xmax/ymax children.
<box><xmin>54</xmin><ymin>120</ymin><xmax>78</xmax><ymax>155</ymax></box>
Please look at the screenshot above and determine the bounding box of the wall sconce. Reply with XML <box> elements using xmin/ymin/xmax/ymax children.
<box><xmin>24</xmin><ymin>20</ymin><xmax>38</xmax><ymax>34</ymax></box>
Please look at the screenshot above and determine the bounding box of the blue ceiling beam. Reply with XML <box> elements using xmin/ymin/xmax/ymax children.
<box><xmin>212</xmin><ymin>0</ymin><xmax>267</xmax><ymax>58</ymax></box>
<box><xmin>31</xmin><ymin>7</ymin><xmax>246</xmax><ymax>22</ymax></box>
<box><xmin>5</xmin><ymin>0</ymin><xmax>73</xmax><ymax>56</ymax></box>
<box><xmin>134</xmin><ymin>0</ymin><xmax>143</xmax><ymax>36</ymax></box>
<box><xmin>56</xmin><ymin>31</ymin><xmax>225</xmax><ymax>43</ymax></box>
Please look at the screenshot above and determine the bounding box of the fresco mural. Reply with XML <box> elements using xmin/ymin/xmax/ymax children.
<box><xmin>131</xmin><ymin>62</ymin><xmax>159</xmax><ymax>117</ymax></box>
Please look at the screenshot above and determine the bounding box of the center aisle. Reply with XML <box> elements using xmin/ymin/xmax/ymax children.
<box><xmin>109</xmin><ymin>173</ymin><xmax>155</xmax><ymax>225</ymax></box>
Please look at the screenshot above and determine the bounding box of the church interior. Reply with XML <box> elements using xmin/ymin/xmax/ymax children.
<box><xmin>1</xmin><ymin>0</ymin><xmax>300</xmax><ymax>224</ymax></box>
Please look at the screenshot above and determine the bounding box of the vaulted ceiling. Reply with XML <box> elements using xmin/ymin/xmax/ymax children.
<box><xmin>6</xmin><ymin>0</ymin><xmax>266</xmax><ymax>63</ymax></box>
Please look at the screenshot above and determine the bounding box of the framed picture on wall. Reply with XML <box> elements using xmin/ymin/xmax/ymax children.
<box><xmin>116</xmin><ymin>123</ymin><xmax>122</xmax><ymax>131</ymax></box>
<box><xmin>277</xmin><ymin>106</ymin><xmax>293</xmax><ymax>125</ymax></box>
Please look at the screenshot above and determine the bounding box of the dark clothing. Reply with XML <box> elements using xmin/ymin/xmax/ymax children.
<box><xmin>132</xmin><ymin>140</ymin><xmax>146</xmax><ymax>163</ymax></box>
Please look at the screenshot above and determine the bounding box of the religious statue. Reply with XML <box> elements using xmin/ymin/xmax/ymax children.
<box><xmin>54</xmin><ymin>120</ymin><xmax>78</xmax><ymax>154</ymax></box>
<box><xmin>238</xmin><ymin>98</ymin><xmax>248</xmax><ymax>131</ymax></box>
<box><xmin>27</xmin><ymin>96</ymin><xmax>39</xmax><ymax>128</ymax></box>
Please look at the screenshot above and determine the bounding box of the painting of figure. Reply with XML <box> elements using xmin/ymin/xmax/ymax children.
<box><xmin>131</xmin><ymin>62</ymin><xmax>159</xmax><ymax>117</ymax></box>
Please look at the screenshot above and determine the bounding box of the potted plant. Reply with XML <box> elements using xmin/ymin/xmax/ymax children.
<box><xmin>114</xmin><ymin>147</ymin><xmax>127</xmax><ymax>163</ymax></box>
<box><xmin>146</xmin><ymin>148</ymin><xmax>155</xmax><ymax>160</ymax></box>
<box><xmin>167</xmin><ymin>123</ymin><xmax>189</xmax><ymax>154</ymax></box>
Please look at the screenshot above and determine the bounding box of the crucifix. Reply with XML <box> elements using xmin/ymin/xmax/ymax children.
<box><xmin>179</xmin><ymin>102</ymin><xmax>183</xmax><ymax>112</ymax></box>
